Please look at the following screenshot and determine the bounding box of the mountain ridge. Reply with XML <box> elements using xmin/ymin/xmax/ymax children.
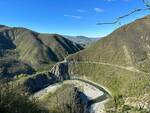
<box><xmin>67</xmin><ymin>15</ymin><xmax>150</xmax><ymax>99</ymax></box>
<box><xmin>0</xmin><ymin>25</ymin><xmax>83</xmax><ymax>77</ymax></box>
<box><xmin>68</xmin><ymin>15</ymin><xmax>150</xmax><ymax>73</ymax></box>
<box><xmin>64</xmin><ymin>35</ymin><xmax>99</xmax><ymax>47</ymax></box>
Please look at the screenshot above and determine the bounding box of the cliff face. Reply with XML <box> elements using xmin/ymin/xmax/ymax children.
<box><xmin>50</xmin><ymin>60</ymin><xmax>70</xmax><ymax>80</ymax></box>
<box><xmin>24</xmin><ymin>72</ymin><xmax>58</xmax><ymax>93</ymax></box>
<box><xmin>24</xmin><ymin>61</ymin><xmax>70</xmax><ymax>93</ymax></box>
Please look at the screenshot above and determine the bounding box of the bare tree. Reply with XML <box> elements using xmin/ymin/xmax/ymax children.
<box><xmin>97</xmin><ymin>0</ymin><xmax>150</xmax><ymax>25</ymax></box>
<box><xmin>0</xmin><ymin>80</ymin><xmax>49</xmax><ymax>113</ymax></box>
<box><xmin>55</xmin><ymin>86</ymin><xmax>84</xmax><ymax>113</ymax></box>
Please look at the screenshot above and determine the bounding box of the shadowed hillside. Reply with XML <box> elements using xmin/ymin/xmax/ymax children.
<box><xmin>0</xmin><ymin>25</ymin><xmax>83</xmax><ymax>77</ymax></box>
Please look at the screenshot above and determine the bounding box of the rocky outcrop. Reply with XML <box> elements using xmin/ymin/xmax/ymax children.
<box><xmin>24</xmin><ymin>72</ymin><xmax>58</xmax><ymax>93</ymax></box>
<box><xmin>125</xmin><ymin>94</ymin><xmax>150</xmax><ymax>111</ymax></box>
<box><xmin>24</xmin><ymin>60</ymin><xmax>70</xmax><ymax>93</ymax></box>
<box><xmin>50</xmin><ymin>60</ymin><xmax>70</xmax><ymax>81</ymax></box>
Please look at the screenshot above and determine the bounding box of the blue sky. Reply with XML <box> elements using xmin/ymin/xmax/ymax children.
<box><xmin>0</xmin><ymin>0</ymin><xmax>149</xmax><ymax>37</ymax></box>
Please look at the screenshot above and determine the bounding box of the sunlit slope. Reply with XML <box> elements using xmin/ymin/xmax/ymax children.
<box><xmin>68</xmin><ymin>15</ymin><xmax>150</xmax><ymax>97</ymax></box>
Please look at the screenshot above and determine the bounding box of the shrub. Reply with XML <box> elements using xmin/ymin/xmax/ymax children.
<box><xmin>0</xmin><ymin>80</ymin><xmax>49</xmax><ymax>113</ymax></box>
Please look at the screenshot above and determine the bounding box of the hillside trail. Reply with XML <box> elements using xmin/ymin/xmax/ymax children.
<box><xmin>69</xmin><ymin>61</ymin><xmax>147</xmax><ymax>74</ymax></box>
<box><xmin>33</xmin><ymin>59</ymin><xmax>147</xmax><ymax>113</ymax></box>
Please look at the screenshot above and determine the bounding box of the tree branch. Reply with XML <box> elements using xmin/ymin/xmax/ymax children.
<box><xmin>142</xmin><ymin>0</ymin><xmax>150</xmax><ymax>7</ymax></box>
<box><xmin>97</xmin><ymin>0</ymin><xmax>150</xmax><ymax>25</ymax></box>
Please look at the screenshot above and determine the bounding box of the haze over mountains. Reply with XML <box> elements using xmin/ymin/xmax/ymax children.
<box><xmin>64</xmin><ymin>35</ymin><xmax>99</xmax><ymax>46</ymax></box>
<box><xmin>0</xmin><ymin>25</ymin><xmax>83</xmax><ymax>77</ymax></box>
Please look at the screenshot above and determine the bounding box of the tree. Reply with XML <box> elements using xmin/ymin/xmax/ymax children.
<box><xmin>97</xmin><ymin>0</ymin><xmax>150</xmax><ymax>25</ymax></box>
<box><xmin>0</xmin><ymin>80</ymin><xmax>49</xmax><ymax>113</ymax></box>
<box><xmin>55</xmin><ymin>87</ymin><xmax>84</xmax><ymax>113</ymax></box>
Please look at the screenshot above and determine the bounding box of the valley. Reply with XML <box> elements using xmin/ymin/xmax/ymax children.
<box><xmin>33</xmin><ymin>78</ymin><xmax>110</xmax><ymax>113</ymax></box>
<box><xmin>1</xmin><ymin>15</ymin><xmax>150</xmax><ymax>113</ymax></box>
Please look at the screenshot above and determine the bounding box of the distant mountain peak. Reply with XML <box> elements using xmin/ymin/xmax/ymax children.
<box><xmin>64</xmin><ymin>35</ymin><xmax>99</xmax><ymax>47</ymax></box>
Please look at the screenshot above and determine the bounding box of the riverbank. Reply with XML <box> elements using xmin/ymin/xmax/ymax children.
<box><xmin>33</xmin><ymin>78</ymin><xmax>110</xmax><ymax>113</ymax></box>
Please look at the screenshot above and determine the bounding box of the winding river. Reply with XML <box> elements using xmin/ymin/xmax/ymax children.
<box><xmin>33</xmin><ymin>77</ymin><xmax>111</xmax><ymax>113</ymax></box>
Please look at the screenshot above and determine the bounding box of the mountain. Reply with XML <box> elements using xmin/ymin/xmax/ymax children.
<box><xmin>0</xmin><ymin>25</ymin><xmax>83</xmax><ymax>77</ymax></box>
<box><xmin>67</xmin><ymin>15</ymin><xmax>150</xmax><ymax>99</ymax></box>
<box><xmin>64</xmin><ymin>35</ymin><xmax>99</xmax><ymax>46</ymax></box>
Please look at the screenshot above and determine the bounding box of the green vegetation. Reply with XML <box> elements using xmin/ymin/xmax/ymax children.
<box><xmin>14</xmin><ymin>73</ymin><xmax>29</xmax><ymax>79</ymax></box>
<box><xmin>68</xmin><ymin>15</ymin><xmax>150</xmax><ymax>72</ymax></box>
<box><xmin>3</xmin><ymin>77</ymin><xmax>84</xmax><ymax>113</ymax></box>
<box><xmin>1</xmin><ymin>13</ymin><xmax>150</xmax><ymax>113</ymax></box>
<box><xmin>67</xmin><ymin>16</ymin><xmax>150</xmax><ymax>112</ymax></box>
<box><xmin>105</xmin><ymin>98</ymin><xmax>149</xmax><ymax>113</ymax></box>
<box><xmin>0</xmin><ymin>80</ymin><xmax>49</xmax><ymax>113</ymax></box>
<box><xmin>70</xmin><ymin>63</ymin><xmax>150</xmax><ymax>112</ymax></box>
<box><xmin>40</xmin><ymin>84</ymin><xmax>84</xmax><ymax>113</ymax></box>
<box><xmin>70</xmin><ymin>63</ymin><xmax>150</xmax><ymax>97</ymax></box>
<box><xmin>0</xmin><ymin>26</ymin><xmax>83</xmax><ymax>77</ymax></box>
<box><xmin>70</xmin><ymin>62</ymin><xmax>150</xmax><ymax>112</ymax></box>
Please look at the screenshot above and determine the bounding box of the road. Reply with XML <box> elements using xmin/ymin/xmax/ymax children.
<box><xmin>71</xmin><ymin>77</ymin><xmax>111</xmax><ymax>113</ymax></box>
<box><xmin>69</xmin><ymin>61</ymin><xmax>146</xmax><ymax>74</ymax></box>
<box><xmin>33</xmin><ymin>77</ymin><xmax>111</xmax><ymax>113</ymax></box>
